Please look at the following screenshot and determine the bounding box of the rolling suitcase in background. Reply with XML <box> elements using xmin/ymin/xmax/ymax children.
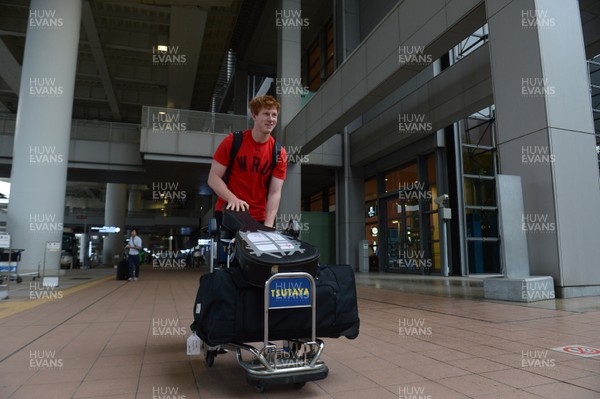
<box><xmin>116</xmin><ymin>258</ymin><xmax>129</xmax><ymax>280</ymax></box>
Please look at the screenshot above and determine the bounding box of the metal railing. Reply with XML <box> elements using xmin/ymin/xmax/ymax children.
<box><xmin>142</xmin><ymin>106</ymin><xmax>248</xmax><ymax>134</ymax></box>
<box><xmin>0</xmin><ymin>113</ymin><xmax>140</xmax><ymax>143</ymax></box>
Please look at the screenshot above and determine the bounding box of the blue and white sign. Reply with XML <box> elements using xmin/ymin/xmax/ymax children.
<box><xmin>91</xmin><ymin>226</ymin><xmax>121</xmax><ymax>233</ymax></box>
<box><xmin>0</xmin><ymin>234</ymin><xmax>10</xmax><ymax>249</ymax></box>
<box><xmin>268</xmin><ymin>277</ymin><xmax>312</xmax><ymax>309</ymax></box>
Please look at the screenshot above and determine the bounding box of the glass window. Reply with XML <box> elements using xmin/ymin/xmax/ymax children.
<box><xmin>450</xmin><ymin>25</ymin><xmax>489</xmax><ymax>65</ymax></box>
<box><xmin>328</xmin><ymin>185</ymin><xmax>335</xmax><ymax>211</ymax></box>
<box><xmin>364</xmin><ymin>177</ymin><xmax>377</xmax><ymax>202</ymax></box>
<box><xmin>468</xmin><ymin>241</ymin><xmax>500</xmax><ymax>274</ymax></box>
<box><xmin>465</xmin><ymin>209</ymin><xmax>499</xmax><ymax>238</ymax></box>
<box><xmin>463</xmin><ymin>148</ymin><xmax>495</xmax><ymax>176</ymax></box>
<box><xmin>463</xmin><ymin>178</ymin><xmax>496</xmax><ymax>207</ymax></box>
<box><xmin>364</xmin><ymin>178</ymin><xmax>379</xmax><ymax>271</ymax></box>
<box><xmin>325</xmin><ymin>19</ymin><xmax>334</xmax><ymax>77</ymax></box>
<box><xmin>385</xmin><ymin>163</ymin><xmax>418</xmax><ymax>193</ymax></box>
<box><xmin>306</xmin><ymin>18</ymin><xmax>334</xmax><ymax>92</ymax></box>
<box><xmin>308</xmin><ymin>40</ymin><xmax>321</xmax><ymax>92</ymax></box>
<box><xmin>309</xmin><ymin>192</ymin><xmax>322</xmax><ymax>211</ymax></box>
<box><xmin>462</xmin><ymin>118</ymin><xmax>495</xmax><ymax>147</ymax></box>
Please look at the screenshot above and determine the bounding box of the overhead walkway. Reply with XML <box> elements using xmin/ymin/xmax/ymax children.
<box><xmin>0</xmin><ymin>107</ymin><xmax>247</xmax><ymax>176</ymax></box>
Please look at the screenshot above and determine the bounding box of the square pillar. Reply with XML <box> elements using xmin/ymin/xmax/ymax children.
<box><xmin>486</xmin><ymin>0</ymin><xmax>600</xmax><ymax>296</ymax></box>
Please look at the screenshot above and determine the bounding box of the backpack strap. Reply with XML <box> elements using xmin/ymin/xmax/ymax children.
<box><xmin>223</xmin><ymin>131</ymin><xmax>243</xmax><ymax>185</ymax></box>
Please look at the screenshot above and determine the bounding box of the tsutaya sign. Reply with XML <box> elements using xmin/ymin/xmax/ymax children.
<box><xmin>90</xmin><ymin>226</ymin><xmax>121</xmax><ymax>233</ymax></box>
<box><xmin>268</xmin><ymin>276</ymin><xmax>312</xmax><ymax>309</ymax></box>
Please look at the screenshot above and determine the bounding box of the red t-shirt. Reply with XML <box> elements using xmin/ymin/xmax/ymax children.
<box><xmin>214</xmin><ymin>130</ymin><xmax>287</xmax><ymax>221</ymax></box>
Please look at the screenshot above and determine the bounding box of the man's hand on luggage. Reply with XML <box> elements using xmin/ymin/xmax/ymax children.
<box><xmin>226</xmin><ymin>199</ymin><xmax>249</xmax><ymax>212</ymax></box>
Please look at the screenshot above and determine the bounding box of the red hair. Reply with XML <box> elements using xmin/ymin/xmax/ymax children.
<box><xmin>249</xmin><ymin>95</ymin><xmax>280</xmax><ymax>116</ymax></box>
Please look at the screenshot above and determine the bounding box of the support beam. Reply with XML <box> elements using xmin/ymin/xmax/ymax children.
<box><xmin>166</xmin><ymin>6</ymin><xmax>207</xmax><ymax>109</ymax></box>
<box><xmin>81</xmin><ymin>0</ymin><xmax>121</xmax><ymax>120</ymax></box>
<box><xmin>0</xmin><ymin>38</ymin><xmax>21</xmax><ymax>93</ymax></box>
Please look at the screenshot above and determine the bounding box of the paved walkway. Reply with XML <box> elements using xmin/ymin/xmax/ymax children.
<box><xmin>0</xmin><ymin>265</ymin><xmax>599</xmax><ymax>398</ymax></box>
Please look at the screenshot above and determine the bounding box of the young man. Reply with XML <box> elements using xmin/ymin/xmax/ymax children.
<box><xmin>126</xmin><ymin>228</ymin><xmax>142</xmax><ymax>281</ymax></box>
<box><xmin>208</xmin><ymin>95</ymin><xmax>287</xmax><ymax>227</ymax></box>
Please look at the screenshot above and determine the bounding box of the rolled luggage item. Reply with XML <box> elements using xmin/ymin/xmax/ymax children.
<box><xmin>116</xmin><ymin>258</ymin><xmax>129</xmax><ymax>280</ymax></box>
<box><xmin>192</xmin><ymin>264</ymin><xmax>360</xmax><ymax>347</ymax></box>
<box><xmin>221</xmin><ymin>210</ymin><xmax>320</xmax><ymax>287</ymax></box>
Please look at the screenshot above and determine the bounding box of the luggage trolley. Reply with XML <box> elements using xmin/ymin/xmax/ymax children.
<box><xmin>202</xmin><ymin>271</ymin><xmax>329</xmax><ymax>392</ymax></box>
<box><xmin>0</xmin><ymin>249</ymin><xmax>27</xmax><ymax>284</ymax></box>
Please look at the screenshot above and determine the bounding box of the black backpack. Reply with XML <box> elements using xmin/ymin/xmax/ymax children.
<box><xmin>222</xmin><ymin>131</ymin><xmax>282</xmax><ymax>190</ymax></box>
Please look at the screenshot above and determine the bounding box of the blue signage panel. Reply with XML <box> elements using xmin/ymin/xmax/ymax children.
<box><xmin>268</xmin><ymin>277</ymin><xmax>312</xmax><ymax>309</ymax></box>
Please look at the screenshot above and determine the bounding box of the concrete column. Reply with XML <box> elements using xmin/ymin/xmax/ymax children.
<box><xmin>337</xmin><ymin>131</ymin><xmax>365</xmax><ymax>268</ymax></box>
<box><xmin>334</xmin><ymin>0</ymin><xmax>363</xmax><ymax>268</ymax></box>
<box><xmin>7</xmin><ymin>0</ymin><xmax>81</xmax><ymax>274</ymax></box>
<box><xmin>277</xmin><ymin>0</ymin><xmax>303</xmax><ymax>217</ymax></box>
<box><xmin>79</xmin><ymin>232</ymin><xmax>88</xmax><ymax>267</ymax></box>
<box><xmin>127</xmin><ymin>187</ymin><xmax>143</xmax><ymax>214</ymax></box>
<box><xmin>486</xmin><ymin>0</ymin><xmax>600</xmax><ymax>296</ymax></box>
<box><xmin>102</xmin><ymin>183</ymin><xmax>127</xmax><ymax>265</ymax></box>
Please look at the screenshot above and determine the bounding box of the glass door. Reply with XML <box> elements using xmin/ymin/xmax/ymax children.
<box><xmin>382</xmin><ymin>156</ymin><xmax>439</xmax><ymax>274</ymax></box>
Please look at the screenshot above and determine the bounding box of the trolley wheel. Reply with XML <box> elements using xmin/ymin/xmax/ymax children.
<box><xmin>255</xmin><ymin>384</ymin><xmax>266</xmax><ymax>393</ymax></box>
<box><xmin>16</xmin><ymin>276</ymin><xmax>22</xmax><ymax>284</ymax></box>
<box><xmin>293</xmin><ymin>382</ymin><xmax>306</xmax><ymax>389</ymax></box>
<box><xmin>205</xmin><ymin>350</ymin><xmax>215</xmax><ymax>367</ymax></box>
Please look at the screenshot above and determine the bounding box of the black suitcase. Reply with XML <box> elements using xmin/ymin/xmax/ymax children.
<box><xmin>221</xmin><ymin>211</ymin><xmax>319</xmax><ymax>287</ymax></box>
<box><xmin>116</xmin><ymin>258</ymin><xmax>129</xmax><ymax>280</ymax></box>
<box><xmin>192</xmin><ymin>265</ymin><xmax>359</xmax><ymax>347</ymax></box>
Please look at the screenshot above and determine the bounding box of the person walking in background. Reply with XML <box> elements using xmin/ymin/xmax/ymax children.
<box><xmin>126</xmin><ymin>228</ymin><xmax>142</xmax><ymax>281</ymax></box>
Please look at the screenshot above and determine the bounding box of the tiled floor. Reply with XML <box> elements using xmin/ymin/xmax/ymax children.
<box><xmin>0</xmin><ymin>265</ymin><xmax>599</xmax><ymax>398</ymax></box>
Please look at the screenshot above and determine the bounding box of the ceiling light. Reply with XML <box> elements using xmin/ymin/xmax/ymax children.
<box><xmin>157</xmin><ymin>45</ymin><xmax>168</xmax><ymax>52</ymax></box>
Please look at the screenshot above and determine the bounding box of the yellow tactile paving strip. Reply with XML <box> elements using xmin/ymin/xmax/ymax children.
<box><xmin>0</xmin><ymin>275</ymin><xmax>115</xmax><ymax>319</ymax></box>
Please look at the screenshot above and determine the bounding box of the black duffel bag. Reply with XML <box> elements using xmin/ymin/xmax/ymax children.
<box><xmin>192</xmin><ymin>264</ymin><xmax>359</xmax><ymax>347</ymax></box>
